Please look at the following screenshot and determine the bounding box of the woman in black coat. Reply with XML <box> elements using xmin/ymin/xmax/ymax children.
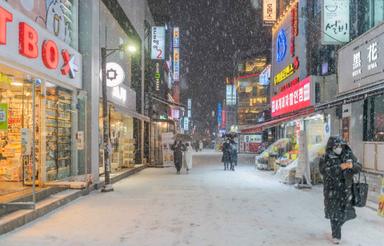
<box><xmin>171</xmin><ymin>140</ymin><xmax>186</xmax><ymax>174</ymax></box>
<box><xmin>319</xmin><ymin>136</ymin><xmax>362</xmax><ymax>244</ymax></box>
<box><xmin>222</xmin><ymin>139</ymin><xmax>232</xmax><ymax>170</ymax></box>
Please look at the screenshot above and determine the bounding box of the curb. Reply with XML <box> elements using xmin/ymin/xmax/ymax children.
<box><xmin>0</xmin><ymin>165</ymin><xmax>147</xmax><ymax>236</ymax></box>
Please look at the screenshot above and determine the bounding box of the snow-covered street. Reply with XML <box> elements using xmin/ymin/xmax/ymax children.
<box><xmin>0</xmin><ymin>152</ymin><xmax>383</xmax><ymax>246</ymax></box>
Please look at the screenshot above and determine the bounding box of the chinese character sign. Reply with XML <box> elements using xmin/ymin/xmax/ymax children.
<box><xmin>173</xmin><ymin>48</ymin><xmax>180</xmax><ymax>81</ymax></box>
<box><xmin>338</xmin><ymin>23</ymin><xmax>384</xmax><ymax>93</ymax></box>
<box><xmin>322</xmin><ymin>0</ymin><xmax>350</xmax><ymax>44</ymax></box>
<box><xmin>271</xmin><ymin>76</ymin><xmax>312</xmax><ymax>117</ymax></box>
<box><xmin>263</xmin><ymin>0</ymin><xmax>276</xmax><ymax>24</ymax></box>
<box><xmin>151</xmin><ymin>26</ymin><xmax>165</xmax><ymax>60</ymax></box>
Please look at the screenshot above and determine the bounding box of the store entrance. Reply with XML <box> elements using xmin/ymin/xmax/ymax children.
<box><xmin>0</xmin><ymin>65</ymin><xmax>41</xmax><ymax>200</ymax></box>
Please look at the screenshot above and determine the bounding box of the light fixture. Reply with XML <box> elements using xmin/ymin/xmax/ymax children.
<box><xmin>126</xmin><ymin>44</ymin><xmax>137</xmax><ymax>54</ymax></box>
<box><xmin>11</xmin><ymin>81</ymin><xmax>23</xmax><ymax>87</ymax></box>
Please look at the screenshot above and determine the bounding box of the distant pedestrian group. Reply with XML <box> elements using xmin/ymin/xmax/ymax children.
<box><xmin>171</xmin><ymin>140</ymin><xmax>193</xmax><ymax>174</ymax></box>
<box><xmin>221</xmin><ymin>138</ymin><xmax>237</xmax><ymax>171</ymax></box>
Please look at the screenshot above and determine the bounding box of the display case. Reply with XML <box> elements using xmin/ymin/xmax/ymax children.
<box><xmin>45</xmin><ymin>87</ymin><xmax>72</xmax><ymax>181</ymax></box>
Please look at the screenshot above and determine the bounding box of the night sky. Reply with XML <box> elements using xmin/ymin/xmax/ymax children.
<box><xmin>148</xmin><ymin>0</ymin><xmax>271</xmax><ymax>132</ymax></box>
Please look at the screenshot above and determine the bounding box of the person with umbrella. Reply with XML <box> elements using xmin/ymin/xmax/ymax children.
<box><xmin>171</xmin><ymin>140</ymin><xmax>186</xmax><ymax>174</ymax></box>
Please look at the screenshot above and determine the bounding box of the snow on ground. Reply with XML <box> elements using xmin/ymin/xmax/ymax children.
<box><xmin>0</xmin><ymin>152</ymin><xmax>383</xmax><ymax>246</ymax></box>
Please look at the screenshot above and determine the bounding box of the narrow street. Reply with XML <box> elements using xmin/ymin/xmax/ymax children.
<box><xmin>0</xmin><ymin>152</ymin><xmax>383</xmax><ymax>246</ymax></box>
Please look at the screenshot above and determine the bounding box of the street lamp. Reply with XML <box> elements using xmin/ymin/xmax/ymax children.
<box><xmin>101</xmin><ymin>43</ymin><xmax>136</xmax><ymax>192</ymax></box>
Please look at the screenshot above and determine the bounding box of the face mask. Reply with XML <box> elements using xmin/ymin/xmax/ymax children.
<box><xmin>333</xmin><ymin>147</ymin><xmax>342</xmax><ymax>155</ymax></box>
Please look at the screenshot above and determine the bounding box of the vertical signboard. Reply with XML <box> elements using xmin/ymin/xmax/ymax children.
<box><xmin>173</xmin><ymin>27</ymin><xmax>180</xmax><ymax>48</ymax></box>
<box><xmin>183</xmin><ymin>117</ymin><xmax>189</xmax><ymax>131</ymax></box>
<box><xmin>217</xmin><ymin>103</ymin><xmax>222</xmax><ymax>128</ymax></box>
<box><xmin>187</xmin><ymin>99</ymin><xmax>192</xmax><ymax>118</ymax></box>
<box><xmin>151</xmin><ymin>26</ymin><xmax>165</xmax><ymax>60</ymax></box>
<box><xmin>263</xmin><ymin>0</ymin><xmax>276</xmax><ymax>25</ymax></box>
<box><xmin>321</xmin><ymin>0</ymin><xmax>350</xmax><ymax>44</ymax></box>
<box><xmin>226</xmin><ymin>84</ymin><xmax>236</xmax><ymax>106</ymax></box>
<box><xmin>173</xmin><ymin>48</ymin><xmax>180</xmax><ymax>81</ymax></box>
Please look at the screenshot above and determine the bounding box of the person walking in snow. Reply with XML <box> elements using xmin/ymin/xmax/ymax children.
<box><xmin>171</xmin><ymin>140</ymin><xmax>186</xmax><ymax>174</ymax></box>
<box><xmin>319</xmin><ymin>136</ymin><xmax>362</xmax><ymax>244</ymax></box>
<box><xmin>230</xmin><ymin>140</ymin><xmax>238</xmax><ymax>170</ymax></box>
<box><xmin>183</xmin><ymin>142</ymin><xmax>193</xmax><ymax>173</ymax></box>
<box><xmin>221</xmin><ymin>138</ymin><xmax>232</xmax><ymax>171</ymax></box>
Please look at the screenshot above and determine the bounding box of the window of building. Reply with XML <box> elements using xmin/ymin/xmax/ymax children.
<box><xmin>364</xmin><ymin>94</ymin><xmax>384</xmax><ymax>141</ymax></box>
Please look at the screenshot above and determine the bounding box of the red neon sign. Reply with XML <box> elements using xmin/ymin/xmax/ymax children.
<box><xmin>0</xmin><ymin>6</ymin><xmax>77</xmax><ymax>79</ymax></box>
<box><xmin>272</xmin><ymin>76</ymin><xmax>312</xmax><ymax>117</ymax></box>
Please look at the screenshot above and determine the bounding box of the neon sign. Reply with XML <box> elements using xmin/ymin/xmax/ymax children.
<box><xmin>276</xmin><ymin>29</ymin><xmax>287</xmax><ymax>62</ymax></box>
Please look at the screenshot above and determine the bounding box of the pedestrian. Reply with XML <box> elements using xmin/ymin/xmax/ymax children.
<box><xmin>183</xmin><ymin>142</ymin><xmax>193</xmax><ymax>173</ymax></box>
<box><xmin>171</xmin><ymin>140</ymin><xmax>186</xmax><ymax>174</ymax></box>
<box><xmin>222</xmin><ymin>138</ymin><xmax>231</xmax><ymax>170</ymax></box>
<box><xmin>230</xmin><ymin>140</ymin><xmax>238</xmax><ymax>170</ymax></box>
<box><xmin>319</xmin><ymin>136</ymin><xmax>362</xmax><ymax>244</ymax></box>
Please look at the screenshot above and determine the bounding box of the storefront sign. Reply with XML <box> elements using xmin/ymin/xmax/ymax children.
<box><xmin>0</xmin><ymin>3</ymin><xmax>81</xmax><ymax>88</ymax></box>
<box><xmin>321</xmin><ymin>0</ymin><xmax>350</xmax><ymax>45</ymax></box>
<box><xmin>155</xmin><ymin>62</ymin><xmax>161</xmax><ymax>91</ymax></box>
<box><xmin>274</xmin><ymin>57</ymin><xmax>299</xmax><ymax>85</ymax></box>
<box><xmin>259</xmin><ymin>65</ymin><xmax>271</xmax><ymax>85</ymax></box>
<box><xmin>111</xmin><ymin>86</ymin><xmax>127</xmax><ymax>104</ymax></box>
<box><xmin>173</xmin><ymin>48</ymin><xmax>180</xmax><ymax>81</ymax></box>
<box><xmin>276</xmin><ymin>29</ymin><xmax>287</xmax><ymax>62</ymax></box>
<box><xmin>151</xmin><ymin>26</ymin><xmax>165</xmax><ymax>60</ymax></box>
<box><xmin>338</xmin><ymin>22</ymin><xmax>384</xmax><ymax>94</ymax></box>
<box><xmin>105</xmin><ymin>62</ymin><xmax>125</xmax><ymax>87</ymax></box>
<box><xmin>342</xmin><ymin>104</ymin><xmax>351</xmax><ymax>118</ymax></box>
<box><xmin>187</xmin><ymin>98</ymin><xmax>192</xmax><ymax>118</ymax></box>
<box><xmin>183</xmin><ymin>117</ymin><xmax>189</xmax><ymax>131</ymax></box>
<box><xmin>217</xmin><ymin>102</ymin><xmax>222</xmax><ymax>127</ymax></box>
<box><xmin>226</xmin><ymin>84</ymin><xmax>236</xmax><ymax>105</ymax></box>
<box><xmin>161</xmin><ymin>132</ymin><xmax>174</xmax><ymax>166</ymax></box>
<box><xmin>272</xmin><ymin>76</ymin><xmax>312</xmax><ymax>117</ymax></box>
<box><xmin>173</xmin><ymin>27</ymin><xmax>180</xmax><ymax>48</ymax></box>
<box><xmin>271</xmin><ymin>1</ymin><xmax>306</xmax><ymax>93</ymax></box>
<box><xmin>0</xmin><ymin>103</ymin><xmax>8</xmax><ymax>130</ymax></box>
<box><xmin>263</xmin><ymin>0</ymin><xmax>276</xmax><ymax>25</ymax></box>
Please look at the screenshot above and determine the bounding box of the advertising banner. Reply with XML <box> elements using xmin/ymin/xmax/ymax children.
<box><xmin>173</xmin><ymin>48</ymin><xmax>180</xmax><ymax>81</ymax></box>
<box><xmin>151</xmin><ymin>26</ymin><xmax>165</xmax><ymax>60</ymax></box>
<box><xmin>259</xmin><ymin>65</ymin><xmax>271</xmax><ymax>85</ymax></box>
<box><xmin>217</xmin><ymin>103</ymin><xmax>222</xmax><ymax>127</ymax></box>
<box><xmin>338</xmin><ymin>22</ymin><xmax>384</xmax><ymax>94</ymax></box>
<box><xmin>321</xmin><ymin>0</ymin><xmax>350</xmax><ymax>45</ymax></box>
<box><xmin>263</xmin><ymin>0</ymin><xmax>276</xmax><ymax>25</ymax></box>
<box><xmin>0</xmin><ymin>103</ymin><xmax>8</xmax><ymax>131</ymax></box>
<box><xmin>271</xmin><ymin>76</ymin><xmax>311</xmax><ymax>117</ymax></box>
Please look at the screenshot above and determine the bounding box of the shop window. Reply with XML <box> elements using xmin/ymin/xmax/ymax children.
<box><xmin>0</xmin><ymin>74</ymin><xmax>41</xmax><ymax>191</ymax></box>
<box><xmin>364</xmin><ymin>95</ymin><xmax>384</xmax><ymax>141</ymax></box>
<box><xmin>45</xmin><ymin>85</ymin><xmax>73</xmax><ymax>181</ymax></box>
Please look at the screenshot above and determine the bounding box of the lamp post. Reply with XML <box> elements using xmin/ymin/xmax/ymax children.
<box><xmin>101</xmin><ymin>44</ymin><xmax>136</xmax><ymax>192</ymax></box>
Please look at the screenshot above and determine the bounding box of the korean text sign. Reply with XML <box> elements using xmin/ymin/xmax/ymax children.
<box><xmin>322</xmin><ymin>0</ymin><xmax>350</xmax><ymax>44</ymax></box>
<box><xmin>263</xmin><ymin>0</ymin><xmax>276</xmax><ymax>25</ymax></box>
<box><xmin>151</xmin><ymin>26</ymin><xmax>165</xmax><ymax>60</ymax></box>
<box><xmin>271</xmin><ymin>76</ymin><xmax>311</xmax><ymax>117</ymax></box>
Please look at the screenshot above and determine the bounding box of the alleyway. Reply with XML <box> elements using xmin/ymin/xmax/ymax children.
<box><xmin>0</xmin><ymin>152</ymin><xmax>383</xmax><ymax>246</ymax></box>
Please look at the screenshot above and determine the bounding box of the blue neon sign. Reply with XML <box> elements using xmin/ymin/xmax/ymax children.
<box><xmin>276</xmin><ymin>29</ymin><xmax>287</xmax><ymax>63</ymax></box>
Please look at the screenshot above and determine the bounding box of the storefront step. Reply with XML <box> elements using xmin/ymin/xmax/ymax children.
<box><xmin>0</xmin><ymin>186</ymin><xmax>67</xmax><ymax>217</ymax></box>
<box><xmin>0</xmin><ymin>189</ymin><xmax>86</xmax><ymax>235</ymax></box>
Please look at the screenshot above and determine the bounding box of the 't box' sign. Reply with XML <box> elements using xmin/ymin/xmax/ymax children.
<box><xmin>0</xmin><ymin>3</ymin><xmax>82</xmax><ymax>89</ymax></box>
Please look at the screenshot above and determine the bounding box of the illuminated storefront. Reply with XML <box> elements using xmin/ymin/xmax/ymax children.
<box><xmin>0</xmin><ymin>2</ymin><xmax>83</xmax><ymax>197</ymax></box>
